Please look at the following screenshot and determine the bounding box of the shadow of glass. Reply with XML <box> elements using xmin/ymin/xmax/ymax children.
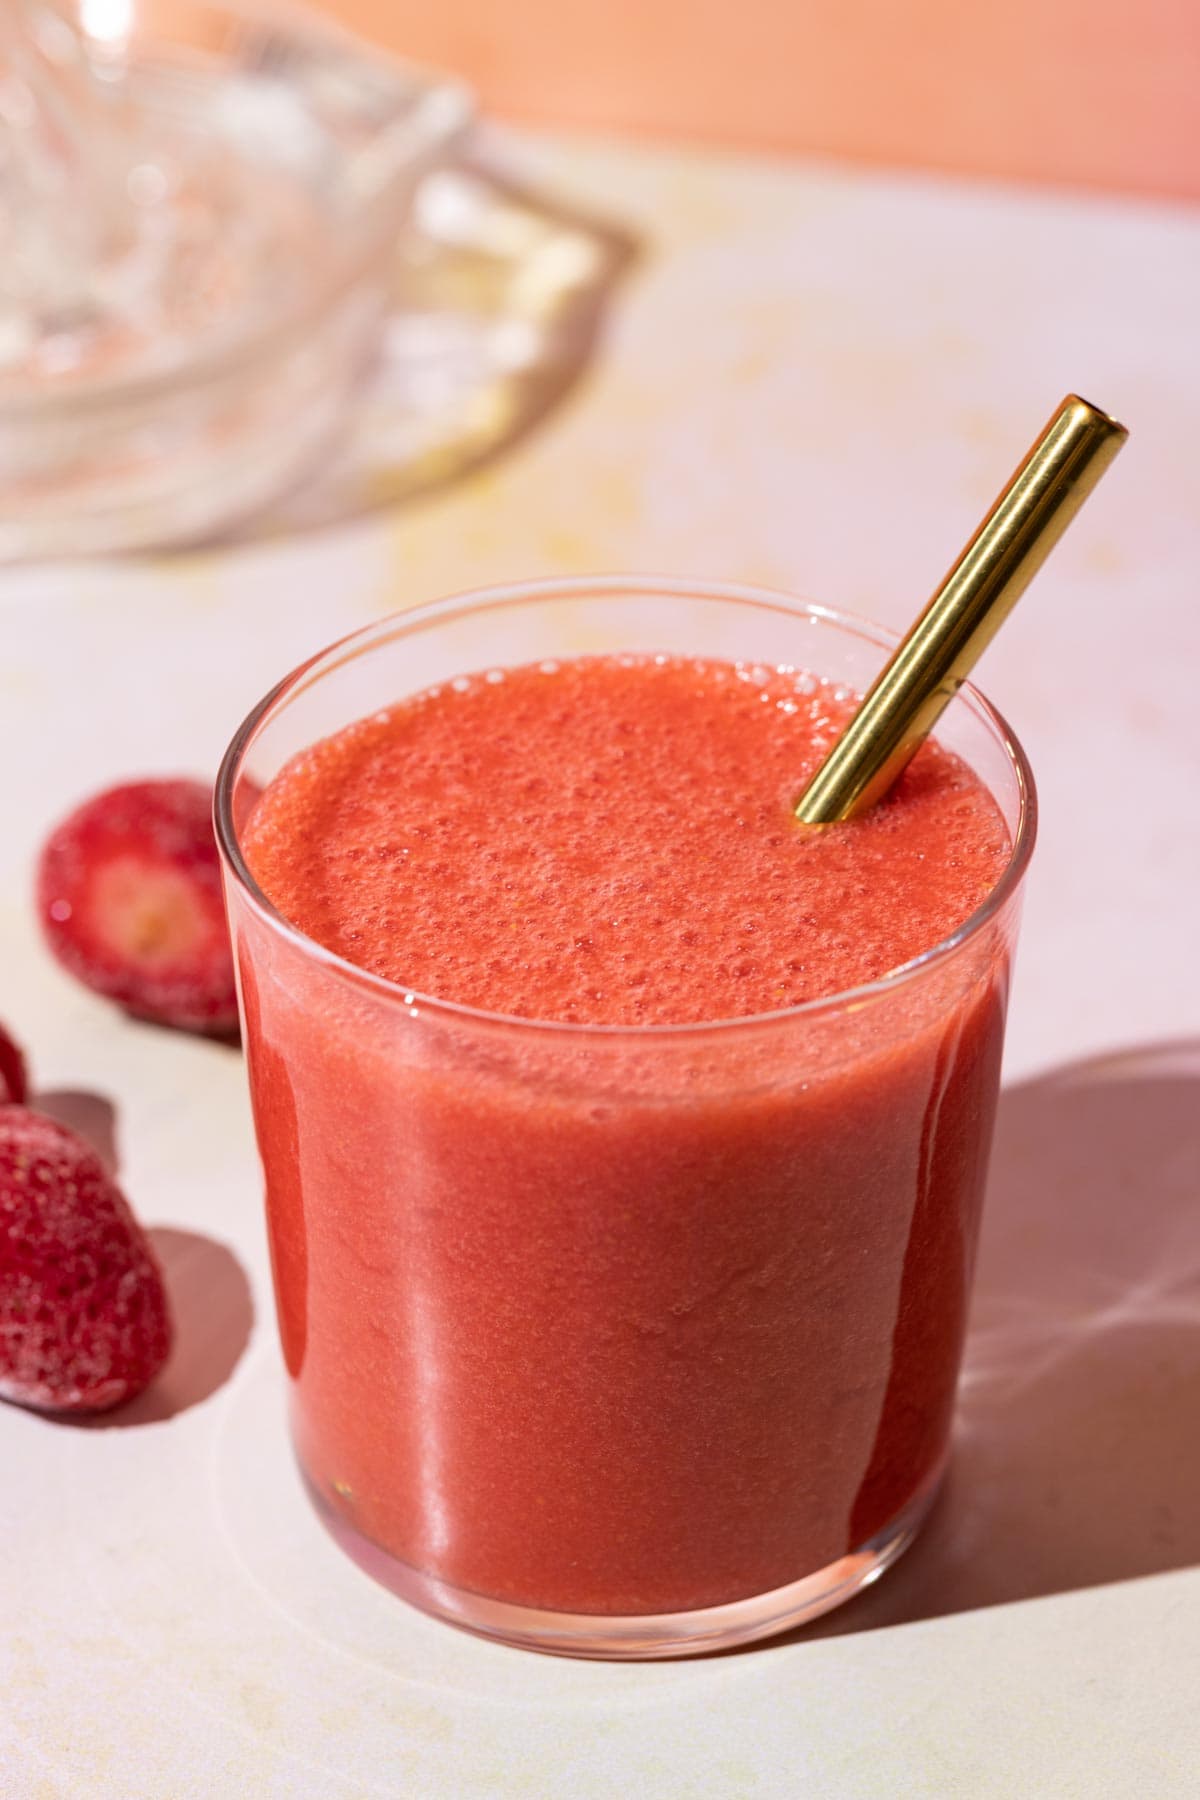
<box><xmin>223</xmin><ymin>148</ymin><xmax>639</xmax><ymax>545</ymax></box>
<box><xmin>71</xmin><ymin>1227</ymin><xmax>255</xmax><ymax>1430</ymax></box>
<box><xmin>808</xmin><ymin>1040</ymin><xmax>1200</xmax><ymax>1638</ymax></box>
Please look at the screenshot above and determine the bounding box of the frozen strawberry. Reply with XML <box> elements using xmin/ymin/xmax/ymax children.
<box><xmin>37</xmin><ymin>779</ymin><xmax>237</xmax><ymax>1035</ymax></box>
<box><xmin>0</xmin><ymin>1107</ymin><xmax>172</xmax><ymax>1413</ymax></box>
<box><xmin>0</xmin><ymin>1022</ymin><xmax>27</xmax><ymax>1105</ymax></box>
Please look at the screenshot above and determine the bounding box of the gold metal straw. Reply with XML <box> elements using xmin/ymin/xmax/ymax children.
<box><xmin>794</xmin><ymin>395</ymin><xmax>1128</xmax><ymax>825</ymax></box>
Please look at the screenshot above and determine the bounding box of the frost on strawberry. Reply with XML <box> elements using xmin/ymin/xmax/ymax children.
<box><xmin>0</xmin><ymin>1108</ymin><xmax>172</xmax><ymax>1413</ymax></box>
<box><xmin>37</xmin><ymin>779</ymin><xmax>238</xmax><ymax>1036</ymax></box>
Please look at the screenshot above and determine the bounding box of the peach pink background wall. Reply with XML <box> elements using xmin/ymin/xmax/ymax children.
<box><xmin>316</xmin><ymin>0</ymin><xmax>1200</xmax><ymax>200</ymax></box>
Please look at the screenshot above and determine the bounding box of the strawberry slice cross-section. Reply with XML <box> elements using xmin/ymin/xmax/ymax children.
<box><xmin>37</xmin><ymin>779</ymin><xmax>238</xmax><ymax>1036</ymax></box>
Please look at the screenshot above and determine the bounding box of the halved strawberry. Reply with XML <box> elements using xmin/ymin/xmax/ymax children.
<box><xmin>0</xmin><ymin>1107</ymin><xmax>172</xmax><ymax>1413</ymax></box>
<box><xmin>37</xmin><ymin>779</ymin><xmax>237</xmax><ymax>1035</ymax></box>
<box><xmin>0</xmin><ymin>1022</ymin><xmax>27</xmax><ymax>1105</ymax></box>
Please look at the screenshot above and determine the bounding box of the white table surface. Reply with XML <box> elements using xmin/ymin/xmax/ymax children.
<box><xmin>2</xmin><ymin>127</ymin><xmax>1199</xmax><ymax>1798</ymax></box>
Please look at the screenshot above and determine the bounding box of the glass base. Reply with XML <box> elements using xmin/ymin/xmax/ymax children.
<box><xmin>303</xmin><ymin>1465</ymin><xmax>942</xmax><ymax>1660</ymax></box>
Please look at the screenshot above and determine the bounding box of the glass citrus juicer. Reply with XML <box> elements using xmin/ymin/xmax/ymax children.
<box><xmin>0</xmin><ymin>0</ymin><xmax>471</xmax><ymax>557</ymax></box>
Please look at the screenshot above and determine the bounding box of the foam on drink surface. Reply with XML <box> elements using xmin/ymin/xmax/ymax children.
<box><xmin>244</xmin><ymin>655</ymin><xmax>1011</xmax><ymax>1026</ymax></box>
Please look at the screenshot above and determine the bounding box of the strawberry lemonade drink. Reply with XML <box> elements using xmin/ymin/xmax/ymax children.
<box><xmin>216</xmin><ymin>578</ymin><xmax>1034</xmax><ymax>1657</ymax></box>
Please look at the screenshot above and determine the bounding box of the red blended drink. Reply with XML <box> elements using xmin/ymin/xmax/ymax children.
<box><xmin>216</xmin><ymin>578</ymin><xmax>1034</xmax><ymax>1657</ymax></box>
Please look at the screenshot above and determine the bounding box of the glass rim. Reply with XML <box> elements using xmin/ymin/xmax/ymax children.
<box><xmin>214</xmin><ymin>573</ymin><xmax>1038</xmax><ymax>1040</ymax></box>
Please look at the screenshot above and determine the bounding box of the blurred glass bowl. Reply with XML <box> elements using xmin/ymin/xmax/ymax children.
<box><xmin>0</xmin><ymin>0</ymin><xmax>471</xmax><ymax>558</ymax></box>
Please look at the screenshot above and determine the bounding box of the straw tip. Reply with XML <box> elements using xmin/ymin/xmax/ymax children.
<box><xmin>1063</xmin><ymin>393</ymin><xmax>1129</xmax><ymax>442</ymax></box>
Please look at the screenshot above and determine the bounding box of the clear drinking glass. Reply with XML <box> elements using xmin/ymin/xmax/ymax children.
<box><xmin>215</xmin><ymin>577</ymin><xmax>1035</xmax><ymax>1659</ymax></box>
